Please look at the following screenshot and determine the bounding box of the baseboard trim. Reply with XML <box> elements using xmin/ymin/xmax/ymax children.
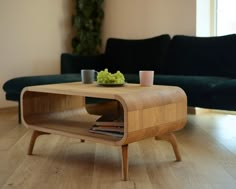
<box><xmin>188</xmin><ymin>106</ymin><xmax>236</xmax><ymax>115</ymax></box>
<box><xmin>187</xmin><ymin>107</ymin><xmax>211</xmax><ymax>114</ymax></box>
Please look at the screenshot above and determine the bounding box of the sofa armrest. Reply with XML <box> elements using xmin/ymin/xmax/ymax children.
<box><xmin>61</xmin><ymin>53</ymin><xmax>106</xmax><ymax>74</ymax></box>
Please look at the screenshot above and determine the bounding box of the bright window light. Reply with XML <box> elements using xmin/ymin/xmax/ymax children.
<box><xmin>217</xmin><ymin>0</ymin><xmax>236</xmax><ymax>36</ymax></box>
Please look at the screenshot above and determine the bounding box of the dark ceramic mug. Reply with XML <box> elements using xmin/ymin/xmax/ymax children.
<box><xmin>81</xmin><ymin>69</ymin><xmax>97</xmax><ymax>84</ymax></box>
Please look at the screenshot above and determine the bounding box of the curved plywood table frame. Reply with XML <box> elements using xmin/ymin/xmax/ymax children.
<box><xmin>21</xmin><ymin>82</ymin><xmax>187</xmax><ymax>181</ymax></box>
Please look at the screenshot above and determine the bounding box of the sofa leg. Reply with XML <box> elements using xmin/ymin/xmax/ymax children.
<box><xmin>18</xmin><ymin>101</ymin><xmax>21</xmax><ymax>124</ymax></box>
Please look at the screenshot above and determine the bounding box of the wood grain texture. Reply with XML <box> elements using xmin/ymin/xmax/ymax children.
<box><xmin>155</xmin><ymin>133</ymin><xmax>181</xmax><ymax>161</ymax></box>
<box><xmin>121</xmin><ymin>144</ymin><xmax>128</xmax><ymax>181</ymax></box>
<box><xmin>1</xmin><ymin>108</ymin><xmax>236</xmax><ymax>188</ymax></box>
<box><xmin>20</xmin><ymin>83</ymin><xmax>187</xmax><ymax>180</ymax></box>
<box><xmin>21</xmin><ymin>83</ymin><xmax>187</xmax><ymax>146</ymax></box>
<box><xmin>28</xmin><ymin>130</ymin><xmax>50</xmax><ymax>155</ymax></box>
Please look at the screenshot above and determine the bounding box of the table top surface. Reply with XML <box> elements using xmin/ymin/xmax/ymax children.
<box><xmin>23</xmin><ymin>82</ymin><xmax>181</xmax><ymax>100</ymax></box>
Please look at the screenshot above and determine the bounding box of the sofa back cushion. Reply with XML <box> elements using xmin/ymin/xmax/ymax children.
<box><xmin>164</xmin><ymin>34</ymin><xmax>236</xmax><ymax>78</ymax></box>
<box><xmin>104</xmin><ymin>34</ymin><xmax>171</xmax><ymax>74</ymax></box>
<box><xmin>61</xmin><ymin>53</ymin><xmax>105</xmax><ymax>74</ymax></box>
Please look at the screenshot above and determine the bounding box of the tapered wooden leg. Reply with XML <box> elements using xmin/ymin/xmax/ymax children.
<box><xmin>121</xmin><ymin>144</ymin><xmax>128</xmax><ymax>181</ymax></box>
<box><xmin>155</xmin><ymin>133</ymin><xmax>182</xmax><ymax>161</ymax></box>
<box><xmin>28</xmin><ymin>130</ymin><xmax>50</xmax><ymax>155</ymax></box>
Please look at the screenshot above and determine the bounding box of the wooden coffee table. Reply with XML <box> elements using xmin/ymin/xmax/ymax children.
<box><xmin>21</xmin><ymin>82</ymin><xmax>187</xmax><ymax>180</ymax></box>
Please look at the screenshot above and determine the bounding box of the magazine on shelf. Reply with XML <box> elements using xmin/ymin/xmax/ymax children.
<box><xmin>89</xmin><ymin>114</ymin><xmax>124</xmax><ymax>138</ymax></box>
<box><xmin>95</xmin><ymin>114</ymin><xmax>124</xmax><ymax>127</ymax></box>
<box><xmin>89</xmin><ymin>127</ymin><xmax>124</xmax><ymax>138</ymax></box>
<box><xmin>90</xmin><ymin>125</ymin><xmax>124</xmax><ymax>133</ymax></box>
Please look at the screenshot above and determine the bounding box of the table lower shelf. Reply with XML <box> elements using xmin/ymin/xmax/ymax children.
<box><xmin>26</xmin><ymin>115</ymin><xmax>123</xmax><ymax>145</ymax></box>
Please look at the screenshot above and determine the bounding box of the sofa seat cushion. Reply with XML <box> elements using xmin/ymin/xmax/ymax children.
<box><xmin>209</xmin><ymin>79</ymin><xmax>236</xmax><ymax>110</ymax></box>
<box><xmin>123</xmin><ymin>74</ymin><xmax>140</xmax><ymax>83</ymax></box>
<box><xmin>123</xmin><ymin>74</ymin><xmax>229</xmax><ymax>108</ymax></box>
<box><xmin>3</xmin><ymin>74</ymin><xmax>81</xmax><ymax>100</ymax></box>
<box><xmin>105</xmin><ymin>34</ymin><xmax>171</xmax><ymax>74</ymax></box>
<box><xmin>3</xmin><ymin>74</ymin><xmax>112</xmax><ymax>105</ymax></box>
<box><xmin>154</xmin><ymin>75</ymin><xmax>229</xmax><ymax>108</ymax></box>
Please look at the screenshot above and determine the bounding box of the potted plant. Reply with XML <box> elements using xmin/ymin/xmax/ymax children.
<box><xmin>72</xmin><ymin>0</ymin><xmax>104</xmax><ymax>55</ymax></box>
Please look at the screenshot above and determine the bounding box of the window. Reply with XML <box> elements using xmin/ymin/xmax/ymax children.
<box><xmin>216</xmin><ymin>0</ymin><xmax>236</xmax><ymax>35</ymax></box>
<box><xmin>196</xmin><ymin>0</ymin><xmax>216</xmax><ymax>37</ymax></box>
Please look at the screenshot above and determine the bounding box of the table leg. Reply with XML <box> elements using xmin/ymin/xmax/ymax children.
<box><xmin>121</xmin><ymin>144</ymin><xmax>128</xmax><ymax>181</ymax></box>
<box><xmin>28</xmin><ymin>130</ymin><xmax>50</xmax><ymax>155</ymax></box>
<box><xmin>155</xmin><ymin>133</ymin><xmax>182</xmax><ymax>161</ymax></box>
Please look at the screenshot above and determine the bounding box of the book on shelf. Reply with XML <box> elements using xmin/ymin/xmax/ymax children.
<box><xmin>95</xmin><ymin>114</ymin><xmax>124</xmax><ymax>127</ymax></box>
<box><xmin>89</xmin><ymin>114</ymin><xmax>124</xmax><ymax>138</ymax></box>
<box><xmin>89</xmin><ymin>126</ymin><xmax>123</xmax><ymax>138</ymax></box>
<box><xmin>90</xmin><ymin>125</ymin><xmax>124</xmax><ymax>133</ymax></box>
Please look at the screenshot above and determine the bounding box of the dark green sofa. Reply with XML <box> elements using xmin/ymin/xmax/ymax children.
<box><xmin>3</xmin><ymin>34</ymin><xmax>236</xmax><ymax>123</ymax></box>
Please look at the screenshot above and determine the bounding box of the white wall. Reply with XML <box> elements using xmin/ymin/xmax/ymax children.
<box><xmin>0</xmin><ymin>0</ymin><xmax>73</xmax><ymax>108</ymax></box>
<box><xmin>102</xmin><ymin>0</ymin><xmax>196</xmax><ymax>46</ymax></box>
<box><xmin>0</xmin><ymin>0</ymin><xmax>197</xmax><ymax>108</ymax></box>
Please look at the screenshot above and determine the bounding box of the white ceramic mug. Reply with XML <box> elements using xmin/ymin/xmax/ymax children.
<box><xmin>81</xmin><ymin>69</ymin><xmax>96</xmax><ymax>84</ymax></box>
<box><xmin>139</xmin><ymin>70</ymin><xmax>154</xmax><ymax>86</ymax></box>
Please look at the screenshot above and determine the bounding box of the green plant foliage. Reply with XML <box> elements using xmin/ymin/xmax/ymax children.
<box><xmin>72</xmin><ymin>0</ymin><xmax>104</xmax><ymax>55</ymax></box>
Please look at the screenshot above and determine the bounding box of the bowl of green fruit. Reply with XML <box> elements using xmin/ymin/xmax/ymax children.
<box><xmin>97</xmin><ymin>68</ymin><xmax>125</xmax><ymax>86</ymax></box>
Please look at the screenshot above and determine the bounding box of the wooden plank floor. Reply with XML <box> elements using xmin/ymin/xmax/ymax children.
<box><xmin>0</xmin><ymin>107</ymin><xmax>236</xmax><ymax>189</ymax></box>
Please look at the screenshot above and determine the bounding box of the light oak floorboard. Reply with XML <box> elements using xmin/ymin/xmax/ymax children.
<box><xmin>0</xmin><ymin>108</ymin><xmax>236</xmax><ymax>189</ymax></box>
